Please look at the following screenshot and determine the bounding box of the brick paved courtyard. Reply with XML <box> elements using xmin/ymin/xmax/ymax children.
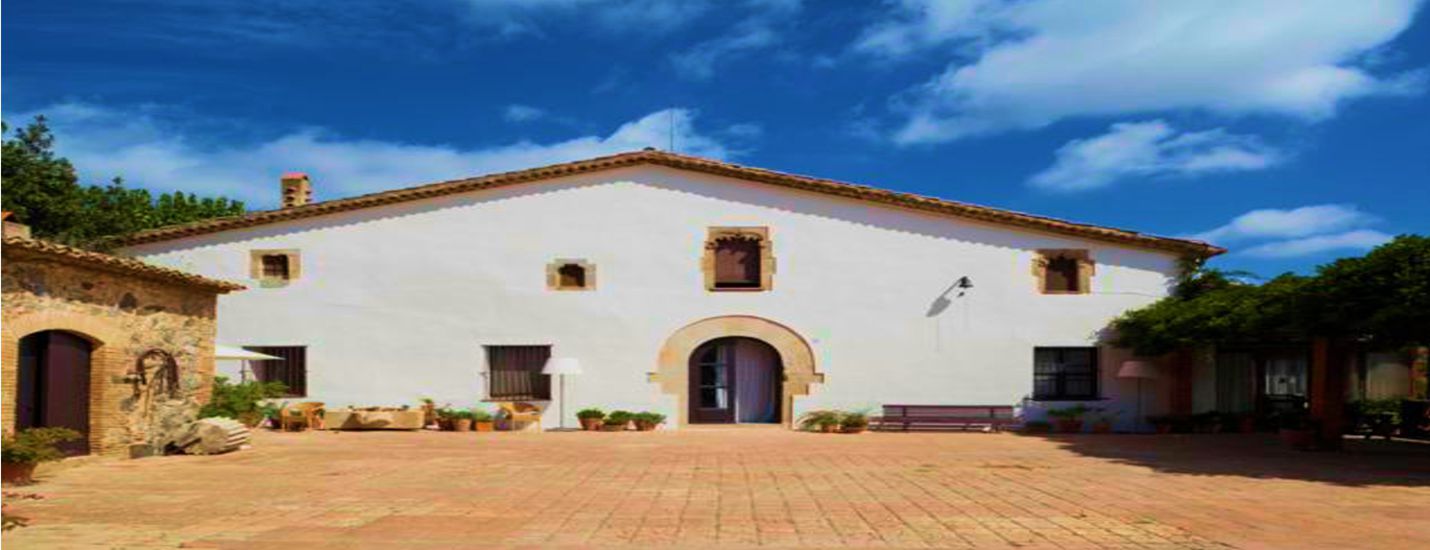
<box><xmin>6</xmin><ymin>428</ymin><xmax>1429</xmax><ymax>549</ymax></box>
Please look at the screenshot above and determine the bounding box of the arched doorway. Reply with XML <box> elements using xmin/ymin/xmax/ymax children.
<box><xmin>16</xmin><ymin>331</ymin><xmax>93</xmax><ymax>455</ymax></box>
<box><xmin>688</xmin><ymin>337</ymin><xmax>783</xmax><ymax>424</ymax></box>
<box><xmin>655</xmin><ymin>315</ymin><xmax>822</xmax><ymax>428</ymax></box>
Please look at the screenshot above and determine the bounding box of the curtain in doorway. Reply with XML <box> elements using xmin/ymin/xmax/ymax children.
<box><xmin>735</xmin><ymin>339</ymin><xmax>779</xmax><ymax>423</ymax></box>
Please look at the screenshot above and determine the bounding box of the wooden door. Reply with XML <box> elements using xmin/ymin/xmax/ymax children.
<box><xmin>689</xmin><ymin>339</ymin><xmax>737</xmax><ymax>423</ymax></box>
<box><xmin>16</xmin><ymin>331</ymin><xmax>92</xmax><ymax>455</ymax></box>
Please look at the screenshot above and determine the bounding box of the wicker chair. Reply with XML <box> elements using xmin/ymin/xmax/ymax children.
<box><xmin>497</xmin><ymin>402</ymin><xmax>542</xmax><ymax>431</ymax></box>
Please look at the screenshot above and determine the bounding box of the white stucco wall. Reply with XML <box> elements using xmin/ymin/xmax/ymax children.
<box><xmin>122</xmin><ymin>166</ymin><xmax>1182</xmax><ymax>430</ymax></box>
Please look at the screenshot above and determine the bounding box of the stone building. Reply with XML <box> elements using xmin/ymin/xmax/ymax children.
<box><xmin>2</xmin><ymin>234</ymin><xmax>243</xmax><ymax>457</ymax></box>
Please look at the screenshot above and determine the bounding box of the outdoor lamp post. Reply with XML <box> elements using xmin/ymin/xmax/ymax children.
<box><xmin>1118</xmin><ymin>360</ymin><xmax>1158</xmax><ymax>433</ymax></box>
<box><xmin>542</xmin><ymin>357</ymin><xmax>583</xmax><ymax>431</ymax></box>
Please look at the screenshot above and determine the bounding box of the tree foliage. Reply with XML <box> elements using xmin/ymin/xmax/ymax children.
<box><xmin>1</xmin><ymin>116</ymin><xmax>246</xmax><ymax>248</ymax></box>
<box><xmin>1112</xmin><ymin>236</ymin><xmax>1430</xmax><ymax>355</ymax></box>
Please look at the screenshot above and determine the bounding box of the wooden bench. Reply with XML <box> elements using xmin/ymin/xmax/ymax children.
<box><xmin>873</xmin><ymin>405</ymin><xmax>1019</xmax><ymax>432</ymax></box>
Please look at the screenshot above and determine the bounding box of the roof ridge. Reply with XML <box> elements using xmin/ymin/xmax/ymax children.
<box><xmin>110</xmin><ymin>149</ymin><xmax>1223</xmax><ymax>257</ymax></box>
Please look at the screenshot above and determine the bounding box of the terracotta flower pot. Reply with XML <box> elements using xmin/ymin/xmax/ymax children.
<box><xmin>1055</xmin><ymin>419</ymin><xmax>1083</xmax><ymax>433</ymax></box>
<box><xmin>820</xmin><ymin>424</ymin><xmax>840</xmax><ymax>433</ymax></box>
<box><xmin>580</xmin><ymin>418</ymin><xmax>603</xmax><ymax>431</ymax></box>
<box><xmin>841</xmin><ymin>426</ymin><xmax>867</xmax><ymax>434</ymax></box>
<box><xmin>2</xmin><ymin>462</ymin><xmax>37</xmax><ymax>485</ymax></box>
<box><xmin>1091</xmin><ymin>422</ymin><xmax>1112</xmax><ymax>434</ymax></box>
<box><xmin>602</xmin><ymin>422</ymin><xmax>627</xmax><ymax>432</ymax></box>
<box><xmin>1238</xmin><ymin>417</ymin><xmax>1256</xmax><ymax>433</ymax></box>
<box><xmin>635</xmin><ymin>421</ymin><xmax>656</xmax><ymax>431</ymax></box>
<box><xmin>474</xmin><ymin>421</ymin><xmax>494</xmax><ymax>432</ymax></box>
<box><xmin>453</xmin><ymin>419</ymin><xmax>473</xmax><ymax>432</ymax></box>
<box><xmin>1153</xmin><ymin>423</ymin><xmax>1173</xmax><ymax>434</ymax></box>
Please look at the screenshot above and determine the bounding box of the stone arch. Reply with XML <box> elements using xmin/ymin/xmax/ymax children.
<box><xmin>2</xmin><ymin>311</ymin><xmax>126</xmax><ymax>454</ymax></box>
<box><xmin>654</xmin><ymin>315</ymin><xmax>823</xmax><ymax>428</ymax></box>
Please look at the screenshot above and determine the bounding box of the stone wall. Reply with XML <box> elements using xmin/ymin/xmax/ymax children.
<box><xmin>2</xmin><ymin>255</ymin><xmax>220</xmax><ymax>456</ymax></box>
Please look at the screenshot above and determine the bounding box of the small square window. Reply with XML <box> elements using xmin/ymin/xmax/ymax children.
<box><xmin>704</xmin><ymin>227</ymin><xmax>773</xmax><ymax>291</ymax></box>
<box><xmin>547</xmin><ymin>259</ymin><xmax>596</xmax><ymax>291</ymax></box>
<box><xmin>1033</xmin><ymin>347</ymin><xmax>1099</xmax><ymax>401</ymax></box>
<box><xmin>1034</xmin><ymin>249</ymin><xmax>1092</xmax><ymax>295</ymax></box>
<box><xmin>250</xmin><ymin>249</ymin><xmax>301</xmax><ymax>286</ymax></box>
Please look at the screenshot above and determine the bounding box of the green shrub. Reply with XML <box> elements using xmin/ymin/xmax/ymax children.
<box><xmin>634</xmin><ymin>411</ymin><xmax>666</xmax><ymax>425</ymax></box>
<box><xmin>2</xmin><ymin>428</ymin><xmax>82</xmax><ymax>464</ymax></box>
<box><xmin>470</xmin><ymin>409</ymin><xmax>495</xmax><ymax>422</ymax></box>
<box><xmin>1045</xmin><ymin>405</ymin><xmax>1090</xmax><ymax>420</ymax></box>
<box><xmin>198</xmin><ymin>376</ymin><xmax>288</xmax><ymax>420</ymax></box>
<box><xmin>576</xmin><ymin>408</ymin><xmax>606</xmax><ymax>420</ymax></box>
<box><xmin>840</xmin><ymin>410</ymin><xmax>870</xmax><ymax>429</ymax></box>
<box><xmin>798</xmin><ymin>410</ymin><xmax>843</xmax><ymax>431</ymax></box>
<box><xmin>605</xmin><ymin>410</ymin><xmax>635</xmax><ymax>425</ymax></box>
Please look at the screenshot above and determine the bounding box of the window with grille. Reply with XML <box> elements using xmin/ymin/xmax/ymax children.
<box><xmin>485</xmin><ymin>345</ymin><xmax>551</xmax><ymax>401</ymax></box>
<box><xmin>260</xmin><ymin>255</ymin><xmax>290</xmax><ymax>280</ymax></box>
<box><xmin>1033</xmin><ymin>347</ymin><xmax>1098</xmax><ymax>400</ymax></box>
<box><xmin>244</xmin><ymin>346</ymin><xmax>307</xmax><ymax>397</ymax></box>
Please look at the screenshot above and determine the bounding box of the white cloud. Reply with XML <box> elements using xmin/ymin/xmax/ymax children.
<box><xmin>1191</xmin><ymin>204</ymin><xmax>1378</xmax><ymax>243</ymax></box>
<box><xmin>503</xmin><ymin>104</ymin><xmax>546</xmax><ymax>122</ymax></box>
<box><xmin>859</xmin><ymin>0</ymin><xmax>1425</xmax><ymax>144</ymax></box>
<box><xmin>1187</xmin><ymin>204</ymin><xmax>1392</xmax><ymax>258</ymax></box>
<box><xmin>1240</xmin><ymin>230</ymin><xmax>1394</xmax><ymax>258</ymax></box>
<box><xmin>8</xmin><ymin>103</ymin><xmax>735</xmax><ymax>208</ymax></box>
<box><xmin>1028</xmin><ymin>120</ymin><xmax>1281</xmax><ymax>191</ymax></box>
<box><xmin>669</xmin><ymin>0</ymin><xmax>802</xmax><ymax>80</ymax></box>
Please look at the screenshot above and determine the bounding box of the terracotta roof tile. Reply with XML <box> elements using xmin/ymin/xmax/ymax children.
<box><xmin>3</xmin><ymin>237</ymin><xmax>245</xmax><ymax>293</ymax></box>
<box><xmin>112</xmin><ymin>150</ymin><xmax>1223</xmax><ymax>257</ymax></box>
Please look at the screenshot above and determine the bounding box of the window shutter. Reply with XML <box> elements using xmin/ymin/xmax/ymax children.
<box><xmin>486</xmin><ymin>345</ymin><xmax>552</xmax><ymax>400</ymax></box>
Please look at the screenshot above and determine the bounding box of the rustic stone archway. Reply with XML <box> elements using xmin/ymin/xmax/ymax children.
<box><xmin>2</xmin><ymin>311</ymin><xmax>125</xmax><ymax>454</ymax></box>
<box><xmin>653</xmin><ymin>315</ymin><xmax>823</xmax><ymax>428</ymax></box>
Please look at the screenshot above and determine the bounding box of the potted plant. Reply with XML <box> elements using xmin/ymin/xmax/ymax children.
<box><xmin>840</xmin><ymin>411</ymin><xmax>870</xmax><ymax>434</ymax></box>
<box><xmin>1090</xmin><ymin>409</ymin><xmax>1118</xmax><ymax>434</ymax></box>
<box><xmin>1045</xmin><ymin>405</ymin><xmax>1089</xmax><ymax>433</ymax></box>
<box><xmin>798</xmin><ymin>410</ymin><xmax>843</xmax><ymax>433</ymax></box>
<box><xmin>434</xmin><ymin>407</ymin><xmax>458</xmax><ymax>431</ymax></box>
<box><xmin>633</xmin><ymin>412</ymin><xmax>666</xmax><ymax>431</ymax></box>
<box><xmin>1022</xmin><ymin>420</ymin><xmax>1053</xmax><ymax>434</ymax></box>
<box><xmin>2</xmin><ymin>428</ymin><xmax>82</xmax><ymax>485</ymax></box>
<box><xmin>1146</xmin><ymin>414</ymin><xmax>1175</xmax><ymax>434</ymax></box>
<box><xmin>603</xmin><ymin>410</ymin><xmax>634</xmax><ymax>431</ymax></box>
<box><xmin>576</xmin><ymin>408</ymin><xmax>606</xmax><ymax>431</ymax></box>
<box><xmin>472</xmin><ymin>409</ymin><xmax>496</xmax><ymax>432</ymax></box>
<box><xmin>450</xmin><ymin>410</ymin><xmax>475</xmax><ymax>432</ymax></box>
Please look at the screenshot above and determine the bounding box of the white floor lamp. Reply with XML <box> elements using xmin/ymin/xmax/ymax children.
<box><xmin>1118</xmin><ymin>360</ymin><xmax>1158</xmax><ymax>433</ymax></box>
<box><xmin>542</xmin><ymin>357</ymin><xmax>583</xmax><ymax>431</ymax></box>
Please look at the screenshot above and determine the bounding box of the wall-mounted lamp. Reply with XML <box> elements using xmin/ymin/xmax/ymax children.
<box><xmin>954</xmin><ymin>276</ymin><xmax>974</xmax><ymax>296</ymax></box>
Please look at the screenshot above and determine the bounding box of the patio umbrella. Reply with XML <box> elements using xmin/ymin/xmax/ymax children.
<box><xmin>214</xmin><ymin>344</ymin><xmax>281</xmax><ymax>383</ymax></box>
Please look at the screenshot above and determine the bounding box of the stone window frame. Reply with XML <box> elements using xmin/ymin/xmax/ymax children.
<box><xmin>249</xmin><ymin>249</ymin><xmax>301</xmax><ymax>287</ymax></box>
<box><xmin>1032</xmin><ymin>249</ymin><xmax>1094</xmax><ymax>295</ymax></box>
<box><xmin>703</xmin><ymin>226</ymin><xmax>775</xmax><ymax>292</ymax></box>
<box><xmin>546</xmin><ymin>259</ymin><xmax>596</xmax><ymax>291</ymax></box>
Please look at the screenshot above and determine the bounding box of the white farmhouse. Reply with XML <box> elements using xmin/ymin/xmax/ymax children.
<box><xmin>116</xmin><ymin>150</ymin><xmax>1223</xmax><ymax>430</ymax></box>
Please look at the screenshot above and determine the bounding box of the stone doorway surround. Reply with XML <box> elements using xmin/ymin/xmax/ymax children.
<box><xmin>2</xmin><ymin>311</ymin><xmax>123</xmax><ymax>455</ymax></box>
<box><xmin>652</xmin><ymin>315</ymin><xmax>822</xmax><ymax>428</ymax></box>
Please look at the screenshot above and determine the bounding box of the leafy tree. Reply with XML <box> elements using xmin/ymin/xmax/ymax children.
<box><xmin>1</xmin><ymin>116</ymin><xmax>246</xmax><ymax>248</ymax></box>
<box><xmin>1111</xmin><ymin>236</ymin><xmax>1430</xmax><ymax>356</ymax></box>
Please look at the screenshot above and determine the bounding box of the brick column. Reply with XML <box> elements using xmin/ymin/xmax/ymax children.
<box><xmin>1169</xmin><ymin>349</ymin><xmax>1194</xmax><ymax>415</ymax></box>
<box><xmin>1308</xmin><ymin>337</ymin><xmax>1347</xmax><ymax>450</ymax></box>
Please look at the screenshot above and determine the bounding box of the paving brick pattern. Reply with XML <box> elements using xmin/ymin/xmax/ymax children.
<box><xmin>6</xmin><ymin>428</ymin><xmax>1429</xmax><ymax>549</ymax></box>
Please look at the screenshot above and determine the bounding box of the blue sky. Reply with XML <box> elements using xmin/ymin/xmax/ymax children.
<box><xmin>4</xmin><ymin>0</ymin><xmax>1428</xmax><ymax>277</ymax></box>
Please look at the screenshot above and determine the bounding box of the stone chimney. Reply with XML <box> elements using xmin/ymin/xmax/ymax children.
<box><xmin>2</xmin><ymin>211</ymin><xmax>32</xmax><ymax>239</ymax></box>
<box><xmin>280</xmin><ymin>172</ymin><xmax>312</xmax><ymax>208</ymax></box>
